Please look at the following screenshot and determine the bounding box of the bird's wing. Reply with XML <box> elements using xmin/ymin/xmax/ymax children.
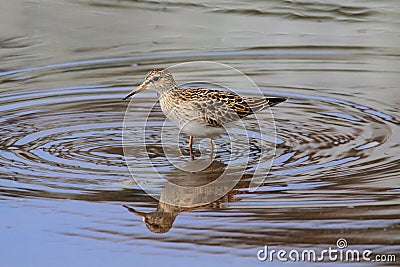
<box><xmin>179</xmin><ymin>88</ymin><xmax>286</xmax><ymax>127</ymax></box>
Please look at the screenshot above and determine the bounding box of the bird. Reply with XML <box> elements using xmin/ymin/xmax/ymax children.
<box><xmin>123</xmin><ymin>68</ymin><xmax>286</xmax><ymax>158</ymax></box>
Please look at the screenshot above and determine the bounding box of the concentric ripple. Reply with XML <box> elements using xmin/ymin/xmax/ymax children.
<box><xmin>0</xmin><ymin>52</ymin><xmax>398</xmax><ymax>203</ymax></box>
<box><xmin>0</xmin><ymin>86</ymin><xmax>130</xmax><ymax>195</ymax></box>
<box><xmin>269</xmin><ymin>92</ymin><xmax>399</xmax><ymax>187</ymax></box>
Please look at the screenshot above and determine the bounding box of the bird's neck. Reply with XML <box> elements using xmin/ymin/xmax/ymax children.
<box><xmin>156</xmin><ymin>84</ymin><xmax>181</xmax><ymax>97</ymax></box>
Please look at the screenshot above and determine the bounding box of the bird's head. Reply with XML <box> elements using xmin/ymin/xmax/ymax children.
<box><xmin>123</xmin><ymin>68</ymin><xmax>176</xmax><ymax>100</ymax></box>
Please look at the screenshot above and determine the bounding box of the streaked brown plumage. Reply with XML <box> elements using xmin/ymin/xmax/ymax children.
<box><xmin>124</xmin><ymin>68</ymin><xmax>287</xmax><ymax>158</ymax></box>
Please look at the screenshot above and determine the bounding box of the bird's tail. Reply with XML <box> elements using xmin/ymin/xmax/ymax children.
<box><xmin>267</xmin><ymin>97</ymin><xmax>287</xmax><ymax>107</ymax></box>
<box><xmin>244</xmin><ymin>96</ymin><xmax>287</xmax><ymax>114</ymax></box>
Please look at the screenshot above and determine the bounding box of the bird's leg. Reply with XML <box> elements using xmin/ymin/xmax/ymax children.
<box><xmin>209</xmin><ymin>138</ymin><xmax>214</xmax><ymax>157</ymax></box>
<box><xmin>209</xmin><ymin>138</ymin><xmax>214</xmax><ymax>159</ymax></box>
<box><xmin>189</xmin><ymin>135</ymin><xmax>194</xmax><ymax>160</ymax></box>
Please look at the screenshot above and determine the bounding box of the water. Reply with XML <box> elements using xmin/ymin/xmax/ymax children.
<box><xmin>1</xmin><ymin>0</ymin><xmax>399</xmax><ymax>266</ymax></box>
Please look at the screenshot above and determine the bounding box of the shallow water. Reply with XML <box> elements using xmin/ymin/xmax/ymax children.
<box><xmin>1</xmin><ymin>0</ymin><xmax>399</xmax><ymax>266</ymax></box>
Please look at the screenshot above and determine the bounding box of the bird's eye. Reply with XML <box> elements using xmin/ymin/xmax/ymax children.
<box><xmin>152</xmin><ymin>76</ymin><xmax>160</xmax><ymax>82</ymax></box>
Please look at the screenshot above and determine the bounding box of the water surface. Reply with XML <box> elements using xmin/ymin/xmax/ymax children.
<box><xmin>0</xmin><ymin>0</ymin><xmax>399</xmax><ymax>266</ymax></box>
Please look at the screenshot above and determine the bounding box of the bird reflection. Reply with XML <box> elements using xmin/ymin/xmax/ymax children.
<box><xmin>123</xmin><ymin>203</ymin><xmax>180</xmax><ymax>234</ymax></box>
<box><xmin>124</xmin><ymin>159</ymin><xmax>252</xmax><ymax>234</ymax></box>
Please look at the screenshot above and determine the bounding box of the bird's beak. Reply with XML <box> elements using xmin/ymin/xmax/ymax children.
<box><xmin>123</xmin><ymin>82</ymin><xmax>148</xmax><ymax>100</ymax></box>
<box><xmin>123</xmin><ymin>205</ymin><xmax>147</xmax><ymax>219</ymax></box>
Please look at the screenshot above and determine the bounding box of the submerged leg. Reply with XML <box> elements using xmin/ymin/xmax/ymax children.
<box><xmin>189</xmin><ymin>135</ymin><xmax>194</xmax><ymax>159</ymax></box>
<box><xmin>209</xmin><ymin>138</ymin><xmax>214</xmax><ymax>154</ymax></box>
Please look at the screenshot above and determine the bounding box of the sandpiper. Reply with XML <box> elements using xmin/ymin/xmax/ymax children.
<box><xmin>124</xmin><ymin>69</ymin><xmax>286</xmax><ymax>158</ymax></box>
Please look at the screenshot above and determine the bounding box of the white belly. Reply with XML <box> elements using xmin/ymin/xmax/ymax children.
<box><xmin>180</xmin><ymin>121</ymin><xmax>225</xmax><ymax>138</ymax></box>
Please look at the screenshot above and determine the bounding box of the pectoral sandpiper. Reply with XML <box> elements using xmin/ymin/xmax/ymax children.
<box><xmin>123</xmin><ymin>69</ymin><xmax>286</xmax><ymax>158</ymax></box>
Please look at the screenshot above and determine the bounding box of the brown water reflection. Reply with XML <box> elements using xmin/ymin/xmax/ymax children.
<box><xmin>124</xmin><ymin>159</ymin><xmax>254</xmax><ymax>234</ymax></box>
